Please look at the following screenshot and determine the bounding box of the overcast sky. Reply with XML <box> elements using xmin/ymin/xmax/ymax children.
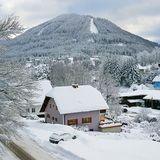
<box><xmin>0</xmin><ymin>0</ymin><xmax>160</xmax><ymax>43</ymax></box>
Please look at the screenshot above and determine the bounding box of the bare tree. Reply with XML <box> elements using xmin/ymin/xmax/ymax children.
<box><xmin>0</xmin><ymin>15</ymin><xmax>34</xmax><ymax>136</ymax></box>
<box><xmin>98</xmin><ymin>63</ymin><xmax>121</xmax><ymax>120</ymax></box>
<box><xmin>0</xmin><ymin>63</ymin><xmax>35</xmax><ymax>135</ymax></box>
<box><xmin>49</xmin><ymin>62</ymin><xmax>91</xmax><ymax>86</ymax></box>
<box><xmin>0</xmin><ymin>15</ymin><xmax>23</xmax><ymax>39</ymax></box>
<box><xmin>98</xmin><ymin>61</ymin><xmax>118</xmax><ymax>103</ymax></box>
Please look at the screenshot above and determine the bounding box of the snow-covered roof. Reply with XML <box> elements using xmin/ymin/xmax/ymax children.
<box><xmin>119</xmin><ymin>90</ymin><xmax>150</xmax><ymax>97</ymax></box>
<box><xmin>33</xmin><ymin>80</ymin><xmax>52</xmax><ymax>105</ymax></box>
<box><xmin>129</xmin><ymin>84</ymin><xmax>149</xmax><ymax>91</ymax></box>
<box><xmin>120</xmin><ymin>86</ymin><xmax>160</xmax><ymax>101</ymax></box>
<box><xmin>99</xmin><ymin>123</ymin><xmax>122</xmax><ymax>128</ymax></box>
<box><xmin>153</xmin><ymin>75</ymin><xmax>160</xmax><ymax>82</ymax></box>
<box><xmin>137</xmin><ymin>64</ymin><xmax>151</xmax><ymax>70</ymax></box>
<box><xmin>143</xmin><ymin>90</ymin><xmax>160</xmax><ymax>100</ymax></box>
<box><xmin>46</xmin><ymin>85</ymin><xmax>108</xmax><ymax>114</ymax></box>
<box><xmin>127</xmin><ymin>99</ymin><xmax>144</xmax><ymax>103</ymax></box>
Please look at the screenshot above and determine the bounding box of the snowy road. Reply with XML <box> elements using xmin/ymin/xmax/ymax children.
<box><xmin>0</xmin><ymin>142</ymin><xmax>20</xmax><ymax>160</ymax></box>
<box><xmin>12</xmin><ymin>135</ymin><xmax>60</xmax><ymax>160</ymax></box>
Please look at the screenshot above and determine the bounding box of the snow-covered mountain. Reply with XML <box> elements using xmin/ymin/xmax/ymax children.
<box><xmin>5</xmin><ymin>14</ymin><xmax>159</xmax><ymax>57</ymax></box>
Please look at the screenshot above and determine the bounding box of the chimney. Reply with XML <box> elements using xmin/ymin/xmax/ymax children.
<box><xmin>72</xmin><ymin>84</ymin><xmax>78</xmax><ymax>88</ymax></box>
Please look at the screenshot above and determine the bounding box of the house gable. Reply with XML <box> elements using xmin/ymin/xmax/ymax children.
<box><xmin>45</xmin><ymin>98</ymin><xmax>63</xmax><ymax>124</ymax></box>
<box><xmin>40</xmin><ymin>96</ymin><xmax>50</xmax><ymax>112</ymax></box>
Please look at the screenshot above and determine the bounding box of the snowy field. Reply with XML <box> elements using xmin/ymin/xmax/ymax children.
<box><xmin>19</xmin><ymin>107</ymin><xmax>160</xmax><ymax>160</ymax></box>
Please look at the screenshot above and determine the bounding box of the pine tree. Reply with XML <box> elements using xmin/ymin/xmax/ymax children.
<box><xmin>120</xmin><ymin>59</ymin><xmax>141</xmax><ymax>86</ymax></box>
<box><xmin>102</xmin><ymin>55</ymin><xmax>121</xmax><ymax>85</ymax></box>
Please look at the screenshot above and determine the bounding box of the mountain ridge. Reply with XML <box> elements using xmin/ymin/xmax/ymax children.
<box><xmin>4</xmin><ymin>13</ymin><xmax>159</xmax><ymax>57</ymax></box>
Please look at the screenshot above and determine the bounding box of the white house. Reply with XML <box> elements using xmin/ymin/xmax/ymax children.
<box><xmin>26</xmin><ymin>80</ymin><xmax>52</xmax><ymax>117</ymax></box>
<box><xmin>40</xmin><ymin>84</ymin><xmax>109</xmax><ymax>131</ymax></box>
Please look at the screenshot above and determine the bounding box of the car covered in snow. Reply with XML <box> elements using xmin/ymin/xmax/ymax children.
<box><xmin>49</xmin><ymin>132</ymin><xmax>76</xmax><ymax>144</ymax></box>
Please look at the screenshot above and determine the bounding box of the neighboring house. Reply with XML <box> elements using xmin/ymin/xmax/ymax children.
<box><xmin>40</xmin><ymin>84</ymin><xmax>108</xmax><ymax>131</ymax></box>
<box><xmin>144</xmin><ymin>90</ymin><xmax>160</xmax><ymax>109</ymax></box>
<box><xmin>137</xmin><ymin>64</ymin><xmax>151</xmax><ymax>73</ymax></box>
<box><xmin>119</xmin><ymin>84</ymin><xmax>149</xmax><ymax>107</ymax></box>
<box><xmin>119</xmin><ymin>87</ymin><xmax>160</xmax><ymax>109</ymax></box>
<box><xmin>26</xmin><ymin>80</ymin><xmax>52</xmax><ymax>117</ymax></box>
<box><xmin>153</xmin><ymin>75</ymin><xmax>160</xmax><ymax>89</ymax></box>
<box><xmin>119</xmin><ymin>90</ymin><xmax>147</xmax><ymax>107</ymax></box>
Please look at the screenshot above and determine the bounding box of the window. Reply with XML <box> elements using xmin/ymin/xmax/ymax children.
<box><xmin>67</xmin><ymin>119</ymin><xmax>78</xmax><ymax>125</ymax></box>
<box><xmin>55</xmin><ymin>106</ymin><xmax>58</xmax><ymax>110</ymax></box>
<box><xmin>52</xmin><ymin>117</ymin><xmax>54</xmax><ymax>120</ymax></box>
<box><xmin>100</xmin><ymin>110</ymin><xmax>106</xmax><ymax>113</ymax></box>
<box><xmin>47</xmin><ymin>114</ymin><xmax>50</xmax><ymax>118</ymax></box>
<box><xmin>55</xmin><ymin>118</ymin><xmax>57</xmax><ymax>122</ymax></box>
<box><xmin>32</xmin><ymin>108</ymin><xmax>35</xmax><ymax>113</ymax></box>
<box><xmin>82</xmin><ymin>117</ymin><xmax>92</xmax><ymax>124</ymax></box>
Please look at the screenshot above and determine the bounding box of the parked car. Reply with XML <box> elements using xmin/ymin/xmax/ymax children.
<box><xmin>49</xmin><ymin>132</ymin><xmax>76</xmax><ymax>144</ymax></box>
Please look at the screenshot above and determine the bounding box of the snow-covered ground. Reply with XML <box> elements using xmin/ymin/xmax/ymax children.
<box><xmin>19</xmin><ymin>107</ymin><xmax>160</xmax><ymax>160</ymax></box>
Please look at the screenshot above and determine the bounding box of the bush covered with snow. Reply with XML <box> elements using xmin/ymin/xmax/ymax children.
<box><xmin>109</xmin><ymin>104</ymin><xmax>122</xmax><ymax>121</ymax></box>
<box><xmin>134</xmin><ymin>108</ymin><xmax>151</xmax><ymax>123</ymax></box>
<box><xmin>26</xmin><ymin>114</ymin><xmax>39</xmax><ymax>120</ymax></box>
<box><xmin>150</xmin><ymin>132</ymin><xmax>160</xmax><ymax>142</ymax></box>
<box><xmin>72</xmin><ymin>125</ymin><xmax>89</xmax><ymax>132</ymax></box>
<box><xmin>140</xmin><ymin>119</ymin><xmax>160</xmax><ymax>142</ymax></box>
<box><xmin>149</xmin><ymin>118</ymin><xmax>160</xmax><ymax>137</ymax></box>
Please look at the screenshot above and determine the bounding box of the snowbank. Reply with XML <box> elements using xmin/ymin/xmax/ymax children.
<box><xmin>59</xmin><ymin>138</ymin><xmax>160</xmax><ymax>160</ymax></box>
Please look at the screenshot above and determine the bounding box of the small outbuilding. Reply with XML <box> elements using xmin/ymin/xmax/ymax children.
<box><xmin>99</xmin><ymin>123</ymin><xmax>122</xmax><ymax>133</ymax></box>
<box><xmin>40</xmin><ymin>85</ymin><xmax>109</xmax><ymax>131</ymax></box>
<box><xmin>153</xmin><ymin>75</ymin><xmax>160</xmax><ymax>89</ymax></box>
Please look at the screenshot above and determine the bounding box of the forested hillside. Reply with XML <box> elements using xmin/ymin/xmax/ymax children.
<box><xmin>4</xmin><ymin>14</ymin><xmax>159</xmax><ymax>57</ymax></box>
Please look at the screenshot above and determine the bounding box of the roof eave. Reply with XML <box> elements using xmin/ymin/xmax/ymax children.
<box><xmin>59</xmin><ymin>106</ymin><xmax>109</xmax><ymax>115</ymax></box>
<box><xmin>40</xmin><ymin>96</ymin><xmax>50</xmax><ymax>112</ymax></box>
